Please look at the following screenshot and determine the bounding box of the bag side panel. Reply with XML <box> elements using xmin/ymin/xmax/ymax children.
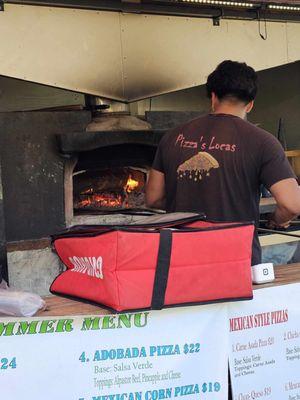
<box><xmin>164</xmin><ymin>225</ymin><xmax>254</xmax><ymax>305</ymax></box>
<box><xmin>51</xmin><ymin>232</ymin><xmax>119</xmax><ymax>308</ymax></box>
<box><xmin>115</xmin><ymin>231</ymin><xmax>160</xmax><ymax>310</ymax></box>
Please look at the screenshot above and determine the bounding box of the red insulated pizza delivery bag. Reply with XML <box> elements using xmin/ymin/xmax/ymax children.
<box><xmin>50</xmin><ymin>214</ymin><xmax>254</xmax><ymax>311</ymax></box>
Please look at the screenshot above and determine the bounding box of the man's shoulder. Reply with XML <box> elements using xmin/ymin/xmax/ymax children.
<box><xmin>233</xmin><ymin>118</ymin><xmax>278</xmax><ymax>143</ymax></box>
<box><xmin>160</xmin><ymin>115</ymin><xmax>210</xmax><ymax>141</ymax></box>
<box><xmin>159</xmin><ymin>114</ymin><xmax>279</xmax><ymax>147</ymax></box>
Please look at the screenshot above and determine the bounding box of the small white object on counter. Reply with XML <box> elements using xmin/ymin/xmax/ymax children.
<box><xmin>0</xmin><ymin>282</ymin><xmax>45</xmax><ymax>317</ymax></box>
<box><xmin>251</xmin><ymin>263</ymin><xmax>275</xmax><ymax>284</ymax></box>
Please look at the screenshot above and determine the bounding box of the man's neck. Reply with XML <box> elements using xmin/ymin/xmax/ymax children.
<box><xmin>212</xmin><ymin>105</ymin><xmax>246</xmax><ymax>119</ymax></box>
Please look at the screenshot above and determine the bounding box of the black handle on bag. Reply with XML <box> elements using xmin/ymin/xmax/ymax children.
<box><xmin>151</xmin><ymin>229</ymin><xmax>173</xmax><ymax>310</ymax></box>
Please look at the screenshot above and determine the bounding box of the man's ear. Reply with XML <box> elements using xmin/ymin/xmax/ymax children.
<box><xmin>246</xmin><ymin>100</ymin><xmax>254</xmax><ymax>113</ymax></box>
<box><xmin>211</xmin><ymin>92</ymin><xmax>217</xmax><ymax>112</ymax></box>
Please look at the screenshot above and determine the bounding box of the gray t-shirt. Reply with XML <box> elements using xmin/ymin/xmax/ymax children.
<box><xmin>152</xmin><ymin>113</ymin><xmax>296</xmax><ymax>265</ymax></box>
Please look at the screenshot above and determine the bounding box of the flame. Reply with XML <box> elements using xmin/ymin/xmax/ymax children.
<box><xmin>125</xmin><ymin>175</ymin><xmax>139</xmax><ymax>193</ymax></box>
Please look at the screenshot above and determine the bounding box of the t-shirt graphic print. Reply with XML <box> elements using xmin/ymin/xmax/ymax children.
<box><xmin>177</xmin><ymin>152</ymin><xmax>220</xmax><ymax>182</ymax></box>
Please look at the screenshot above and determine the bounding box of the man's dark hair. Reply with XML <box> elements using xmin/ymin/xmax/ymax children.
<box><xmin>206</xmin><ymin>60</ymin><xmax>258</xmax><ymax>103</ymax></box>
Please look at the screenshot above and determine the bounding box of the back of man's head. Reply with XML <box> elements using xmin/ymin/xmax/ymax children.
<box><xmin>206</xmin><ymin>60</ymin><xmax>258</xmax><ymax>104</ymax></box>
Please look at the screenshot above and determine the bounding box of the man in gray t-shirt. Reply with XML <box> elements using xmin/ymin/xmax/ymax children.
<box><xmin>146</xmin><ymin>61</ymin><xmax>300</xmax><ymax>265</ymax></box>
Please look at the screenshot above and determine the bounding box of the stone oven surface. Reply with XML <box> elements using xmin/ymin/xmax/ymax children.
<box><xmin>60</xmin><ymin>129</ymin><xmax>164</xmax><ymax>221</ymax></box>
<box><xmin>0</xmin><ymin>111</ymin><xmax>91</xmax><ymax>242</ymax></box>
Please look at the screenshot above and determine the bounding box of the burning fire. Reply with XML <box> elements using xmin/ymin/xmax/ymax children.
<box><xmin>125</xmin><ymin>175</ymin><xmax>139</xmax><ymax>193</ymax></box>
<box><xmin>79</xmin><ymin>194</ymin><xmax>123</xmax><ymax>209</ymax></box>
<box><xmin>76</xmin><ymin>173</ymin><xmax>141</xmax><ymax>210</ymax></box>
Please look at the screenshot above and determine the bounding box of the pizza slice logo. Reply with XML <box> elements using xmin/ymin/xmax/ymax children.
<box><xmin>177</xmin><ymin>152</ymin><xmax>219</xmax><ymax>182</ymax></box>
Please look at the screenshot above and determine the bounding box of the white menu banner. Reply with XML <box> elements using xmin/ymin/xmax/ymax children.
<box><xmin>228</xmin><ymin>283</ymin><xmax>300</xmax><ymax>400</ymax></box>
<box><xmin>0</xmin><ymin>304</ymin><xmax>228</xmax><ymax>400</ymax></box>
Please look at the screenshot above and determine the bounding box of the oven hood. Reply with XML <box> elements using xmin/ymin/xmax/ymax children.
<box><xmin>0</xmin><ymin>3</ymin><xmax>299</xmax><ymax>102</ymax></box>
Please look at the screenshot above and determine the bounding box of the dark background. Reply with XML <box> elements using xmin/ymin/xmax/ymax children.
<box><xmin>0</xmin><ymin>162</ymin><xmax>8</xmax><ymax>282</ymax></box>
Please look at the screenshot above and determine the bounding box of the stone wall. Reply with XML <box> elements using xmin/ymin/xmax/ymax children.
<box><xmin>7</xmin><ymin>245</ymin><xmax>63</xmax><ymax>296</ymax></box>
<box><xmin>0</xmin><ymin>110</ymin><xmax>91</xmax><ymax>242</ymax></box>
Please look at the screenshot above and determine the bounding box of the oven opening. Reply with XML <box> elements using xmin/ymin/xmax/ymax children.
<box><xmin>73</xmin><ymin>167</ymin><xmax>147</xmax><ymax>213</ymax></box>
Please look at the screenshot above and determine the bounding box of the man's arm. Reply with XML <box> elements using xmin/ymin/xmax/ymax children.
<box><xmin>268</xmin><ymin>178</ymin><xmax>300</xmax><ymax>228</ymax></box>
<box><xmin>146</xmin><ymin>169</ymin><xmax>166</xmax><ymax>210</ymax></box>
<box><xmin>259</xmin><ymin>133</ymin><xmax>300</xmax><ymax>227</ymax></box>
